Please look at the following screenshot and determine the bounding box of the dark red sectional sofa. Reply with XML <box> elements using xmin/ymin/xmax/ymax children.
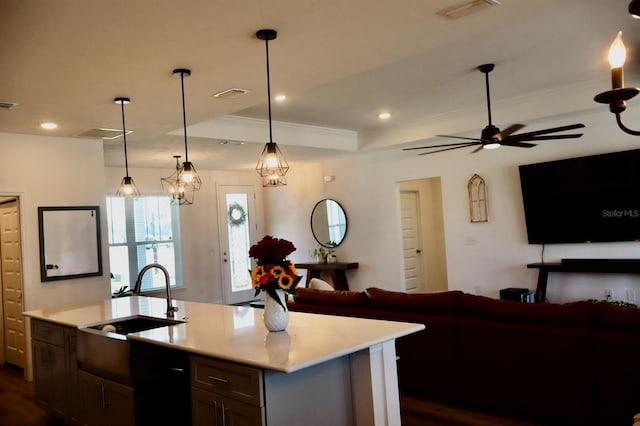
<box><xmin>288</xmin><ymin>287</ymin><xmax>640</xmax><ymax>426</ymax></box>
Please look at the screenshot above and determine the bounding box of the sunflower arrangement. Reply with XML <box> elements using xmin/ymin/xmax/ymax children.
<box><xmin>249</xmin><ymin>236</ymin><xmax>302</xmax><ymax>310</ymax></box>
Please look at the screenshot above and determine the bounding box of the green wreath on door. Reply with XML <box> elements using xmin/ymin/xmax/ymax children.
<box><xmin>228</xmin><ymin>202</ymin><xmax>247</xmax><ymax>227</ymax></box>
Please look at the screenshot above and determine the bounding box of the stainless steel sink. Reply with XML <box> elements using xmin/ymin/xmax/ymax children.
<box><xmin>77</xmin><ymin>315</ymin><xmax>185</xmax><ymax>383</ymax></box>
<box><xmin>85</xmin><ymin>315</ymin><xmax>183</xmax><ymax>335</ymax></box>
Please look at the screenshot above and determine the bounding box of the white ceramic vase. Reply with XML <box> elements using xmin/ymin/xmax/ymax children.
<box><xmin>263</xmin><ymin>289</ymin><xmax>289</xmax><ymax>332</ymax></box>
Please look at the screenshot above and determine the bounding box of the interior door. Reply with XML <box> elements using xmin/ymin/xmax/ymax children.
<box><xmin>217</xmin><ymin>186</ymin><xmax>258</xmax><ymax>305</ymax></box>
<box><xmin>0</xmin><ymin>199</ymin><xmax>26</xmax><ymax>367</ymax></box>
<box><xmin>399</xmin><ymin>191</ymin><xmax>425</xmax><ymax>293</ymax></box>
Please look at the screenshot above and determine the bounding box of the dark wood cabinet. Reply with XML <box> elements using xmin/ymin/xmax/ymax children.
<box><xmin>32</xmin><ymin>339</ymin><xmax>67</xmax><ymax>418</ymax></box>
<box><xmin>192</xmin><ymin>388</ymin><xmax>264</xmax><ymax>426</ymax></box>
<box><xmin>31</xmin><ymin>319</ymin><xmax>79</xmax><ymax>424</ymax></box>
<box><xmin>77</xmin><ymin>369</ymin><xmax>135</xmax><ymax>426</ymax></box>
<box><xmin>191</xmin><ymin>355</ymin><xmax>265</xmax><ymax>426</ymax></box>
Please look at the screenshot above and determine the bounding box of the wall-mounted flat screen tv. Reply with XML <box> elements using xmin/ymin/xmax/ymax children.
<box><xmin>518</xmin><ymin>148</ymin><xmax>640</xmax><ymax>244</ymax></box>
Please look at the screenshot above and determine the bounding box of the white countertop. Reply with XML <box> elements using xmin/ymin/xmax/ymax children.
<box><xmin>24</xmin><ymin>296</ymin><xmax>424</xmax><ymax>373</ymax></box>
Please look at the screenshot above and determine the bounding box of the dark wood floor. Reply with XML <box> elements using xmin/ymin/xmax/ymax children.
<box><xmin>0</xmin><ymin>364</ymin><xmax>59</xmax><ymax>426</ymax></box>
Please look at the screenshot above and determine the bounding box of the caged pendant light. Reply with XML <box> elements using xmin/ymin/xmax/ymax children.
<box><xmin>255</xmin><ymin>29</ymin><xmax>290</xmax><ymax>187</ymax></box>
<box><xmin>114</xmin><ymin>97</ymin><xmax>140</xmax><ymax>198</ymax></box>
<box><xmin>161</xmin><ymin>155</ymin><xmax>195</xmax><ymax>205</ymax></box>
<box><xmin>173</xmin><ymin>68</ymin><xmax>202</xmax><ymax>192</ymax></box>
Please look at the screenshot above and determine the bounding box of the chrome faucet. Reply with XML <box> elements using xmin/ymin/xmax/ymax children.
<box><xmin>133</xmin><ymin>263</ymin><xmax>178</xmax><ymax>318</ymax></box>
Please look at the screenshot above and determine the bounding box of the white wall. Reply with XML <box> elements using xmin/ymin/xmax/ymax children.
<box><xmin>104</xmin><ymin>166</ymin><xmax>264</xmax><ymax>303</ymax></box>
<box><xmin>8</xmin><ymin>105</ymin><xmax>640</xmax><ymax>310</ymax></box>
<box><xmin>265</xmin><ymin>108</ymin><xmax>640</xmax><ymax>303</ymax></box>
<box><xmin>0</xmin><ymin>132</ymin><xmax>110</xmax><ymax>311</ymax></box>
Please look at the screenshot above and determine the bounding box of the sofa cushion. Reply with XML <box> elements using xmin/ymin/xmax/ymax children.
<box><xmin>591</xmin><ymin>301</ymin><xmax>640</xmax><ymax>332</ymax></box>
<box><xmin>365</xmin><ymin>287</ymin><xmax>462</xmax><ymax>315</ymax></box>
<box><xmin>459</xmin><ymin>293</ymin><xmax>592</xmax><ymax>328</ymax></box>
<box><xmin>293</xmin><ymin>287</ymin><xmax>367</xmax><ymax>307</ymax></box>
<box><xmin>308</xmin><ymin>278</ymin><xmax>334</xmax><ymax>291</ymax></box>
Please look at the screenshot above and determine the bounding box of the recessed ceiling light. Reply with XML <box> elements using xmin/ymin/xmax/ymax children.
<box><xmin>40</xmin><ymin>122</ymin><xmax>58</xmax><ymax>130</ymax></box>
<box><xmin>274</xmin><ymin>94</ymin><xmax>287</xmax><ymax>102</ymax></box>
<box><xmin>378</xmin><ymin>112</ymin><xmax>391</xmax><ymax>120</ymax></box>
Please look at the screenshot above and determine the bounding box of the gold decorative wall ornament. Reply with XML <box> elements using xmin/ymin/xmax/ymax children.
<box><xmin>468</xmin><ymin>174</ymin><xmax>488</xmax><ymax>223</ymax></box>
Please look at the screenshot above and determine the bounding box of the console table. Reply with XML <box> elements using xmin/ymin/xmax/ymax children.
<box><xmin>527</xmin><ymin>260</ymin><xmax>640</xmax><ymax>303</ymax></box>
<box><xmin>295</xmin><ymin>262</ymin><xmax>359</xmax><ymax>291</ymax></box>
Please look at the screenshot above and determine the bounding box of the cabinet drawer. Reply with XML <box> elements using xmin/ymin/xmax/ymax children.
<box><xmin>32</xmin><ymin>319</ymin><xmax>64</xmax><ymax>346</ymax></box>
<box><xmin>192</xmin><ymin>388</ymin><xmax>265</xmax><ymax>426</ymax></box>
<box><xmin>191</xmin><ymin>356</ymin><xmax>263</xmax><ymax>407</ymax></box>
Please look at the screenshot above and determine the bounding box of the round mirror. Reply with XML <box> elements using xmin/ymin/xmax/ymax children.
<box><xmin>311</xmin><ymin>199</ymin><xmax>348</xmax><ymax>248</ymax></box>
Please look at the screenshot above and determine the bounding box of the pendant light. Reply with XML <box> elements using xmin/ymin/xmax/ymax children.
<box><xmin>255</xmin><ymin>29</ymin><xmax>290</xmax><ymax>187</ymax></box>
<box><xmin>173</xmin><ymin>68</ymin><xmax>202</xmax><ymax>191</ymax></box>
<box><xmin>161</xmin><ymin>155</ymin><xmax>195</xmax><ymax>205</ymax></box>
<box><xmin>114</xmin><ymin>97</ymin><xmax>140</xmax><ymax>198</ymax></box>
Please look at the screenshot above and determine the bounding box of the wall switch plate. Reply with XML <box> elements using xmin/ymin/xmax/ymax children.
<box><xmin>627</xmin><ymin>289</ymin><xmax>637</xmax><ymax>302</ymax></box>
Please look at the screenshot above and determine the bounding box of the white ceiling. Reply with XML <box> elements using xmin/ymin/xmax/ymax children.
<box><xmin>1</xmin><ymin>0</ymin><xmax>638</xmax><ymax>171</ymax></box>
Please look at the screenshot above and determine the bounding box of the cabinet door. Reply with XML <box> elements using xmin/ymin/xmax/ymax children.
<box><xmin>102</xmin><ymin>376</ymin><xmax>135</xmax><ymax>426</ymax></box>
<box><xmin>32</xmin><ymin>339</ymin><xmax>68</xmax><ymax>419</ymax></box>
<box><xmin>65</xmin><ymin>328</ymin><xmax>81</xmax><ymax>424</ymax></box>
<box><xmin>78</xmin><ymin>370</ymin><xmax>135</xmax><ymax>426</ymax></box>
<box><xmin>192</xmin><ymin>388</ymin><xmax>264</xmax><ymax>426</ymax></box>
<box><xmin>78</xmin><ymin>370</ymin><xmax>105</xmax><ymax>426</ymax></box>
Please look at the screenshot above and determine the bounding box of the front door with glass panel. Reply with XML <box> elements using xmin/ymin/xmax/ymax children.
<box><xmin>218</xmin><ymin>186</ymin><xmax>258</xmax><ymax>304</ymax></box>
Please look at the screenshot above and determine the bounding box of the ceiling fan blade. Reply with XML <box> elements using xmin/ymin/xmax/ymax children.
<box><xmin>505</xmin><ymin>133</ymin><xmax>584</xmax><ymax>144</ymax></box>
<box><xmin>510</xmin><ymin>123</ymin><xmax>585</xmax><ymax>139</ymax></box>
<box><xmin>417</xmin><ymin>143</ymin><xmax>478</xmax><ymax>155</ymax></box>
<box><xmin>470</xmin><ymin>146</ymin><xmax>484</xmax><ymax>154</ymax></box>
<box><xmin>501</xmin><ymin>141</ymin><xmax>537</xmax><ymax>148</ymax></box>
<box><xmin>524</xmin><ymin>133</ymin><xmax>584</xmax><ymax>141</ymax></box>
<box><xmin>435</xmin><ymin>135</ymin><xmax>483</xmax><ymax>142</ymax></box>
<box><xmin>496</xmin><ymin>124</ymin><xmax>526</xmax><ymax>139</ymax></box>
<box><xmin>403</xmin><ymin>141</ymin><xmax>477</xmax><ymax>151</ymax></box>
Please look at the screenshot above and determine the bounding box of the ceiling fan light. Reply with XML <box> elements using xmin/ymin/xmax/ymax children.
<box><xmin>630</xmin><ymin>0</ymin><xmax>640</xmax><ymax>18</ymax></box>
<box><xmin>483</xmin><ymin>142</ymin><xmax>501</xmax><ymax>150</ymax></box>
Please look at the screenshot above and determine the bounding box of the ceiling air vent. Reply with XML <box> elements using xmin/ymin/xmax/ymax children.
<box><xmin>437</xmin><ymin>0</ymin><xmax>500</xmax><ymax>19</ymax></box>
<box><xmin>76</xmin><ymin>128</ymin><xmax>131</xmax><ymax>139</ymax></box>
<box><xmin>212</xmin><ymin>88</ymin><xmax>250</xmax><ymax>99</ymax></box>
<box><xmin>0</xmin><ymin>101</ymin><xmax>18</xmax><ymax>109</ymax></box>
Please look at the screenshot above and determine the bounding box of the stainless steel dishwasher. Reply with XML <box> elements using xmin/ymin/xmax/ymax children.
<box><xmin>129</xmin><ymin>339</ymin><xmax>191</xmax><ymax>425</ymax></box>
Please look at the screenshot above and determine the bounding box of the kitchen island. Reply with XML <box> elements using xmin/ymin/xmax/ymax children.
<box><xmin>24</xmin><ymin>296</ymin><xmax>423</xmax><ymax>425</ymax></box>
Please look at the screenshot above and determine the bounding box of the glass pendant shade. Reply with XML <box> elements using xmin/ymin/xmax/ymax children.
<box><xmin>114</xmin><ymin>97</ymin><xmax>140</xmax><ymax>198</ymax></box>
<box><xmin>117</xmin><ymin>176</ymin><xmax>140</xmax><ymax>198</ymax></box>
<box><xmin>255</xmin><ymin>29</ymin><xmax>290</xmax><ymax>187</ymax></box>
<box><xmin>256</xmin><ymin>142</ymin><xmax>289</xmax><ymax>186</ymax></box>
<box><xmin>161</xmin><ymin>156</ymin><xmax>195</xmax><ymax>205</ymax></box>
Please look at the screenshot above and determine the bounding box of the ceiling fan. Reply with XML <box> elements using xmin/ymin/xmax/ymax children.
<box><xmin>404</xmin><ymin>63</ymin><xmax>585</xmax><ymax>155</ymax></box>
